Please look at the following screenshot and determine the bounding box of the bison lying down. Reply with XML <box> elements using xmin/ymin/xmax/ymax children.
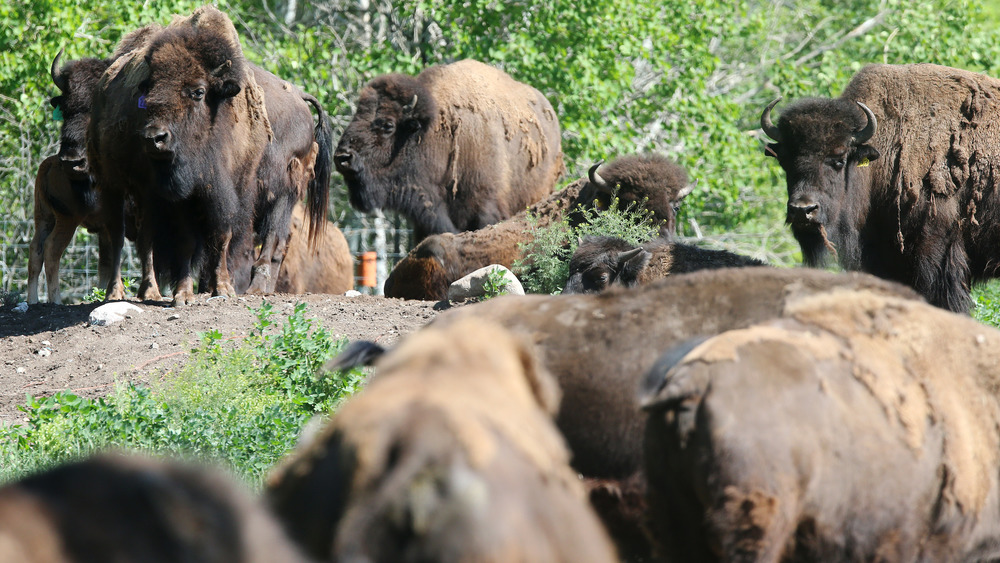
<box><xmin>0</xmin><ymin>454</ymin><xmax>310</xmax><ymax>563</ymax></box>
<box><xmin>563</xmin><ymin>235</ymin><xmax>767</xmax><ymax>294</ymax></box>
<box><xmin>640</xmin><ymin>290</ymin><xmax>1000</xmax><ymax>562</ymax></box>
<box><xmin>431</xmin><ymin>267</ymin><xmax>921</xmax><ymax>561</ymax></box>
<box><xmin>385</xmin><ymin>154</ymin><xmax>694</xmax><ymax>301</ymax></box>
<box><xmin>266</xmin><ymin>318</ymin><xmax>617</xmax><ymax>563</ymax></box>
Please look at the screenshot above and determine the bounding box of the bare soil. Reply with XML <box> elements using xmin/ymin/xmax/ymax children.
<box><xmin>0</xmin><ymin>293</ymin><xmax>444</xmax><ymax>426</ymax></box>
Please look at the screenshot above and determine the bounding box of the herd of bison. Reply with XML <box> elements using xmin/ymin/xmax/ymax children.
<box><xmin>8</xmin><ymin>3</ymin><xmax>1000</xmax><ymax>562</ymax></box>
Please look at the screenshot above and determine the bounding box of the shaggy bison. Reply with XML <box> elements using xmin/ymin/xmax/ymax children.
<box><xmin>563</xmin><ymin>235</ymin><xmax>766</xmax><ymax>294</ymax></box>
<box><xmin>334</xmin><ymin>59</ymin><xmax>564</xmax><ymax>242</ymax></box>
<box><xmin>432</xmin><ymin>267</ymin><xmax>921</xmax><ymax>561</ymax></box>
<box><xmin>266</xmin><ymin>318</ymin><xmax>617</xmax><ymax>563</ymax></box>
<box><xmin>274</xmin><ymin>203</ymin><xmax>354</xmax><ymax>295</ymax></box>
<box><xmin>0</xmin><ymin>454</ymin><xmax>311</xmax><ymax>563</ymax></box>
<box><xmin>384</xmin><ymin>154</ymin><xmax>694</xmax><ymax>301</ymax></box>
<box><xmin>762</xmin><ymin>63</ymin><xmax>1000</xmax><ymax>312</ymax></box>
<box><xmin>640</xmin><ymin>290</ymin><xmax>1000</xmax><ymax>561</ymax></box>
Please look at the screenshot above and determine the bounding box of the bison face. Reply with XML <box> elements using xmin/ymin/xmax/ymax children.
<box><xmin>762</xmin><ymin>97</ymin><xmax>880</xmax><ymax>266</ymax></box>
<box><xmin>49</xmin><ymin>52</ymin><xmax>108</xmax><ymax>179</ymax></box>
<box><xmin>138</xmin><ymin>28</ymin><xmax>244</xmax><ymax>200</ymax></box>
<box><xmin>334</xmin><ymin>75</ymin><xmax>438</xmax><ymax>214</ymax></box>
<box><xmin>564</xmin><ymin>236</ymin><xmax>651</xmax><ymax>294</ymax></box>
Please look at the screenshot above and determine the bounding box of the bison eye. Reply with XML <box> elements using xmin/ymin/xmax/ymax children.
<box><xmin>829</xmin><ymin>156</ymin><xmax>847</xmax><ymax>171</ymax></box>
<box><xmin>373</xmin><ymin>118</ymin><xmax>395</xmax><ymax>135</ymax></box>
<box><xmin>190</xmin><ymin>88</ymin><xmax>206</xmax><ymax>102</ymax></box>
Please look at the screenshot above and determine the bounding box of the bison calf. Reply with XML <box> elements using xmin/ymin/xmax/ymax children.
<box><xmin>274</xmin><ymin>202</ymin><xmax>354</xmax><ymax>294</ymax></box>
<box><xmin>564</xmin><ymin>235</ymin><xmax>767</xmax><ymax>294</ymax></box>
<box><xmin>0</xmin><ymin>453</ymin><xmax>311</xmax><ymax>563</ymax></box>
<box><xmin>266</xmin><ymin>318</ymin><xmax>617</xmax><ymax>563</ymax></box>
<box><xmin>641</xmin><ymin>290</ymin><xmax>1000</xmax><ymax>562</ymax></box>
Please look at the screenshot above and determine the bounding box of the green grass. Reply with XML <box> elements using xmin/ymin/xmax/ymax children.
<box><xmin>0</xmin><ymin>301</ymin><xmax>365</xmax><ymax>487</ymax></box>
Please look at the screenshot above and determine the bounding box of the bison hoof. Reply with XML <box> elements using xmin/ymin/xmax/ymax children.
<box><xmin>171</xmin><ymin>291</ymin><xmax>197</xmax><ymax>307</ymax></box>
<box><xmin>137</xmin><ymin>282</ymin><xmax>163</xmax><ymax>302</ymax></box>
<box><xmin>213</xmin><ymin>282</ymin><xmax>236</xmax><ymax>298</ymax></box>
<box><xmin>105</xmin><ymin>285</ymin><xmax>126</xmax><ymax>302</ymax></box>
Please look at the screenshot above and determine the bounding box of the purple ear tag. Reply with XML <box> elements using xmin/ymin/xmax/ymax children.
<box><xmin>137</xmin><ymin>94</ymin><xmax>147</xmax><ymax>109</ymax></box>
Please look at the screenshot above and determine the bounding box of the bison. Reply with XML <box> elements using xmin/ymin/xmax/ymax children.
<box><xmin>384</xmin><ymin>154</ymin><xmax>695</xmax><ymax>301</ymax></box>
<box><xmin>274</xmin><ymin>203</ymin><xmax>354</xmax><ymax>294</ymax></box>
<box><xmin>640</xmin><ymin>290</ymin><xmax>1000</xmax><ymax>562</ymax></box>
<box><xmin>761</xmin><ymin>63</ymin><xmax>1000</xmax><ymax>312</ymax></box>
<box><xmin>266</xmin><ymin>318</ymin><xmax>618</xmax><ymax>563</ymax></box>
<box><xmin>88</xmin><ymin>7</ymin><xmax>329</xmax><ymax>306</ymax></box>
<box><xmin>0</xmin><ymin>453</ymin><xmax>311</xmax><ymax>563</ymax></box>
<box><xmin>334</xmin><ymin>59</ymin><xmax>564</xmax><ymax>242</ymax></box>
<box><xmin>563</xmin><ymin>235</ymin><xmax>766</xmax><ymax>294</ymax></box>
<box><xmin>431</xmin><ymin>267</ymin><xmax>921</xmax><ymax>561</ymax></box>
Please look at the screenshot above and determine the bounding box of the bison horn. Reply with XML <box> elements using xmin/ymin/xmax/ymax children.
<box><xmin>51</xmin><ymin>48</ymin><xmax>68</xmax><ymax>93</ymax></box>
<box><xmin>853</xmin><ymin>101</ymin><xmax>877</xmax><ymax>144</ymax></box>
<box><xmin>588</xmin><ymin>161</ymin><xmax>609</xmax><ymax>190</ymax></box>
<box><xmin>212</xmin><ymin>59</ymin><xmax>232</xmax><ymax>76</ymax></box>
<box><xmin>402</xmin><ymin>94</ymin><xmax>418</xmax><ymax>114</ymax></box>
<box><xmin>677</xmin><ymin>178</ymin><xmax>698</xmax><ymax>200</ymax></box>
<box><xmin>760</xmin><ymin>98</ymin><xmax>782</xmax><ymax>142</ymax></box>
<box><xmin>617</xmin><ymin>247</ymin><xmax>645</xmax><ymax>264</ymax></box>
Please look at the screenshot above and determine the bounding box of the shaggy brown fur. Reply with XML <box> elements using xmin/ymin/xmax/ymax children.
<box><xmin>335</xmin><ymin>59</ymin><xmax>564</xmax><ymax>242</ymax></box>
<box><xmin>432</xmin><ymin>267</ymin><xmax>923</xmax><ymax>561</ymax></box>
<box><xmin>564</xmin><ymin>235</ymin><xmax>767</xmax><ymax>294</ymax></box>
<box><xmin>88</xmin><ymin>7</ymin><xmax>271</xmax><ymax>306</ymax></box>
<box><xmin>0</xmin><ymin>453</ymin><xmax>312</xmax><ymax>563</ymax></box>
<box><xmin>640</xmin><ymin>291</ymin><xmax>1000</xmax><ymax>561</ymax></box>
<box><xmin>764</xmin><ymin>63</ymin><xmax>1000</xmax><ymax>312</ymax></box>
<box><xmin>266</xmin><ymin>318</ymin><xmax>617</xmax><ymax>563</ymax></box>
<box><xmin>384</xmin><ymin>153</ymin><xmax>694</xmax><ymax>300</ymax></box>
<box><xmin>274</xmin><ymin>203</ymin><xmax>354</xmax><ymax>294</ymax></box>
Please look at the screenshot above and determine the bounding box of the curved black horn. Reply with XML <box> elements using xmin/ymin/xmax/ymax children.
<box><xmin>853</xmin><ymin>101</ymin><xmax>877</xmax><ymax>144</ymax></box>
<box><xmin>51</xmin><ymin>48</ymin><xmax>68</xmax><ymax>93</ymax></box>
<box><xmin>760</xmin><ymin>97</ymin><xmax>782</xmax><ymax>142</ymax></box>
<box><xmin>588</xmin><ymin>160</ymin><xmax>608</xmax><ymax>189</ymax></box>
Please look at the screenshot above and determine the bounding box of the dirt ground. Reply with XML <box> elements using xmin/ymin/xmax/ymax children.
<box><xmin>0</xmin><ymin>293</ymin><xmax>444</xmax><ymax>427</ymax></box>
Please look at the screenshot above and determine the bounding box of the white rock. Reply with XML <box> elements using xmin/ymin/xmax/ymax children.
<box><xmin>36</xmin><ymin>349</ymin><xmax>51</xmax><ymax>357</ymax></box>
<box><xmin>344</xmin><ymin>290</ymin><xmax>362</xmax><ymax>297</ymax></box>
<box><xmin>12</xmin><ymin>302</ymin><xmax>28</xmax><ymax>313</ymax></box>
<box><xmin>89</xmin><ymin>302</ymin><xmax>144</xmax><ymax>326</ymax></box>
<box><xmin>15</xmin><ymin>367</ymin><xmax>25</xmax><ymax>374</ymax></box>
<box><xmin>448</xmin><ymin>265</ymin><xmax>525</xmax><ymax>302</ymax></box>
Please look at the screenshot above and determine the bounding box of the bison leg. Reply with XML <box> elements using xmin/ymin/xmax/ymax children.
<box><xmin>135</xmin><ymin>230</ymin><xmax>161</xmax><ymax>302</ymax></box>
<box><xmin>171</xmin><ymin>276</ymin><xmax>197</xmax><ymax>307</ymax></box>
<box><xmin>101</xmin><ymin>193</ymin><xmax>127</xmax><ymax>302</ymax></box>
<box><xmin>27</xmin><ymin>215</ymin><xmax>54</xmax><ymax>305</ymax></box>
<box><xmin>208</xmin><ymin>230</ymin><xmax>236</xmax><ymax>298</ymax></box>
<box><xmin>707</xmin><ymin>486</ymin><xmax>794</xmax><ymax>563</ymax></box>
<box><xmin>42</xmin><ymin>216</ymin><xmax>80</xmax><ymax>305</ymax></box>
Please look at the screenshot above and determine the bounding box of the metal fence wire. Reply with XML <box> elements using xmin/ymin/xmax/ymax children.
<box><xmin>0</xmin><ymin>211</ymin><xmax>414</xmax><ymax>303</ymax></box>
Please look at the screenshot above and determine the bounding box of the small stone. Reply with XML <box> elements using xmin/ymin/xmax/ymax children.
<box><xmin>12</xmin><ymin>302</ymin><xmax>28</xmax><ymax>313</ymax></box>
<box><xmin>344</xmin><ymin>290</ymin><xmax>362</xmax><ymax>297</ymax></box>
<box><xmin>167</xmin><ymin>314</ymin><xmax>181</xmax><ymax>321</ymax></box>
<box><xmin>150</xmin><ymin>342</ymin><xmax>159</xmax><ymax>350</ymax></box>
<box><xmin>89</xmin><ymin>302</ymin><xmax>143</xmax><ymax>326</ymax></box>
<box><xmin>15</xmin><ymin>367</ymin><xmax>26</xmax><ymax>374</ymax></box>
<box><xmin>36</xmin><ymin>349</ymin><xmax>51</xmax><ymax>358</ymax></box>
<box><xmin>41</xmin><ymin>341</ymin><xmax>51</xmax><ymax>347</ymax></box>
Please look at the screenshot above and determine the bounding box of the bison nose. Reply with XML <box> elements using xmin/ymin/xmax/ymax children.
<box><xmin>59</xmin><ymin>153</ymin><xmax>87</xmax><ymax>172</ymax></box>
<box><xmin>334</xmin><ymin>150</ymin><xmax>358</xmax><ymax>172</ymax></box>
<box><xmin>144</xmin><ymin>126</ymin><xmax>172</xmax><ymax>153</ymax></box>
<box><xmin>787</xmin><ymin>201</ymin><xmax>820</xmax><ymax>224</ymax></box>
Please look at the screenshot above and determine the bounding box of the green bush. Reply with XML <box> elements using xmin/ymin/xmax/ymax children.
<box><xmin>0</xmin><ymin>302</ymin><xmax>365</xmax><ymax>486</ymax></box>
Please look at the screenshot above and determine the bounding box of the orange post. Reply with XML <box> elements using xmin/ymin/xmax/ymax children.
<box><xmin>359</xmin><ymin>251</ymin><xmax>377</xmax><ymax>288</ymax></box>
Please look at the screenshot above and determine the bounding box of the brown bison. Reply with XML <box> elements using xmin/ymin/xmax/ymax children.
<box><xmin>334</xmin><ymin>59</ymin><xmax>564</xmax><ymax>242</ymax></box>
<box><xmin>0</xmin><ymin>453</ymin><xmax>311</xmax><ymax>563</ymax></box>
<box><xmin>431</xmin><ymin>268</ymin><xmax>921</xmax><ymax>561</ymax></box>
<box><xmin>88</xmin><ymin>7</ymin><xmax>329</xmax><ymax>306</ymax></box>
<box><xmin>640</xmin><ymin>290</ymin><xmax>1000</xmax><ymax>562</ymax></box>
<box><xmin>563</xmin><ymin>235</ymin><xmax>766</xmax><ymax>294</ymax></box>
<box><xmin>266</xmin><ymin>318</ymin><xmax>618</xmax><ymax>563</ymax></box>
<box><xmin>274</xmin><ymin>203</ymin><xmax>354</xmax><ymax>294</ymax></box>
<box><xmin>761</xmin><ymin>63</ymin><xmax>1000</xmax><ymax>312</ymax></box>
<box><xmin>384</xmin><ymin>154</ymin><xmax>694</xmax><ymax>301</ymax></box>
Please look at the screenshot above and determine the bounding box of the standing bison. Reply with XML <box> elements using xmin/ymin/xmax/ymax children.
<box><xmin>640</xmin><ymin>290</ymin><xmax>1000</xmax><ymax>561</ymax></box>
<box><xmin>266</xmin><ymin>318</ymin><xmax>617</xmax><ymax>563</ymax></box>
<box><xmin>761</xmin><ymin>63</ymin><xmax>1000</xmax><ymax>312</ymax></box>
<box><xmin>334</xmin><ymin>59</ymin><xmax>564</xmax><ymax>242</ymax></box>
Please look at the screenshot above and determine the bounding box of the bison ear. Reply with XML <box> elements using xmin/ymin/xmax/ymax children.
<box><xmin>324</xmin><ymin>340</ymin><xmax>386</xmax><ymax>372</ymax></box>
<box><xmin>218</xmin><ymin>79</ymin><xmax>241</xmax><ymax>99</ymax></box>
<box><xmin>854</xmin><ymin>144</ymin><xmax>880</xmax><ymax>164</ymax></box>
<box><xmin>638</xmin><ymin>337</ymin><xmax>709</xmax><ymax>411</ymax></box>
<box><xmin>614</xmin><ymin>247</ymin><xmax>651</xmax><ymax>287</ymax></box>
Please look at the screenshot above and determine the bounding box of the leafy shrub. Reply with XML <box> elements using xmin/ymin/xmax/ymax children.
<box><xmin>513</xmin><ymin>196</ymin><xmax>661</xmax><ymax>294</ymax></box>
<box><xmin>0</xmin><ymin>302</ymin><xmax>365</xmax><ymax>486</ymax></box>
<box><xmin>479</xmin><ymin>267</ymin><xmax>512</xmax><ymax>300</ymax></box>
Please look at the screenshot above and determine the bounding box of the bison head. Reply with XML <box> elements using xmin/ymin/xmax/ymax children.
<box><xmin>564</xmin><ymin>236</ymin><xmax>650</xmax><ymax>294</ymax></box>
<box><xmin>137</xmin><ymin>18</ymin><xmax>248</xmax><ymax>201</ymax></box>
<box><xmin>762</xmin><ymin>97</ymin><xmax>879</xmax><ymax>266</ymax></box>
<box><xmin>49</xmin><ymin>50</ymin><xmax>109</xmax><ymax>179</ymax></box>
<box><xmin>334</xmin><ymin>75</ymin><xmax>438</xmax><ymax>214</ymax></box>
<box><xmin>383</xmin><ymin>234</ymin><xmax>455</xmax><ymax>301</ymax></box>
<box><xmin>575</xmin><ymin>154</ymin><xmax>694</xmax><ymax>237</ymax></box>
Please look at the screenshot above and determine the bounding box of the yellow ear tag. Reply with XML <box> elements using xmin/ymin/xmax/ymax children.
<box><xmin>857</xmin><ymin>158</ymin><xmax>870</xmax><ymax>168</ymax></box>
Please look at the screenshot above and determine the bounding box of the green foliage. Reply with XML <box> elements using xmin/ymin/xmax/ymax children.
<box><xmin>514</xmin><ymin>196</ymin><xmax>660</xmax><ymax>294</ymax></box>
<box><xmin>0</xmin><ymin>302</ymin><xmax>365</xmax><ymax>486</ymax></box>
<box><xmin>0</xmin><ymin>289</ymin><xmax>23</xmax><ymax>309</ymax></box>
<box><xmin>82</xmin><ymin>277</ymin><xmax>135</xmax><ymax>303</ymax></box>
<box><xmin>479</xmin><ymin>267</ymin><xmax>511</xmax><ymax>300</ymax></box>
<box><xmin>973</xmin><ymin>279</ymin><xmax>1000</xmax><ymax>328</ymax></box>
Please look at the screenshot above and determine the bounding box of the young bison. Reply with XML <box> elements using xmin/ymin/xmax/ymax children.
<box><xmin>266</xmin><ymin>318</ymin><xmax>617</xmax><ymax>563</ymax></box>
<box><xmin>563</xmin><ymin>235</ymin><xmax>767</xmax><ymax>294</ymax></box>
<box><xmin>641</xmin><ymin>290</ymin><xmax>1000</xmax><ymax>561</ymax></box>
<box><xmin>0</xmin><ymin>453</ymin><xmax>311</xmax><ymax>563</ymax></box>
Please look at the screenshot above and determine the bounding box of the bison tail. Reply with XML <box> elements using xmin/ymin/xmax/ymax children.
<box><xmin>303</xmin><ymin>93</ymin><xmax>332</xmax><ymax>249</ymax></box>
<box><xmin>638</xmin><ymin>337</ymin><xmax>709</xmax><ymax>411</ymax></box>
